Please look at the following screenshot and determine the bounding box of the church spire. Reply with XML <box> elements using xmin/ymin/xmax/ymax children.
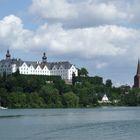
<box><xmin>136</xmin><ymin>58</ymin><xmax>140</xmax><ymax>75</ymax></box>
<box><xmin>134</xmin><ymin>58</ymin><xmax>140</xmax><ymax>88</ymax></box>
<box><xmin>6</xmin><ymin>50</ymin><xmax>11</xmax><ymax>60</ymax></box>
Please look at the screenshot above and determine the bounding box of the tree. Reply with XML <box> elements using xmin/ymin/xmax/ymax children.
<box><xmin>78</xmin><ymin>87</ymin><xmax>98</xmax><ymax>107</ymax></box>
<box><xmin>72</xmin><ymin>72</ymin><xmax>76</xmax><ymax>86</ymax></box>
<box><xmin>79</xmin><ymin>68</ymin><xmax>88</xmax><ymax>77</ymax></box>
<box><xmin>26</xmin><ymin>92</ymin><xmax>45</xmax><ymax>108</ymax></box>
<box><xmin>105</xmin><ymin>79</ymin><xmax>112</xmax><ymax>88</ymax></box>
<box><xmin>7</xmin><ymin>92</ymin><xmax>27</xmax><ymax>108</ymax></box>
<box><xmin>92</xmin><ymin>76</ymin><xmax>103</xmax><ymax>85</ymax></box>
<box><xmin>122</xmin><ymin>91</ymin><xmax>137</xmax><ymax>106</ymax></box>
<box><xmin>13</xmin><ymin>69</ymin><xmax>20</xmax><ymax>77</ymax></box>
<box><xmin>2</xmin><ymin>71</ymin><xmax>7</xmax><ymax>82</ymax></box>
<box><xmin>62</xmin><ymin>92</ymin><xmax>79</xmax><ymax>108</ymax></box>
<box><xmin>39</xmin><ymin>85</ymin><xmax>62</xmax><ymax>107</ymax></box>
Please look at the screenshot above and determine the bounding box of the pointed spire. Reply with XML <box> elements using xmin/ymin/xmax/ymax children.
<box><xmin>137</xmin><ymin>58</ymin><xmax>140</xmax><ymax>75</ymax></box>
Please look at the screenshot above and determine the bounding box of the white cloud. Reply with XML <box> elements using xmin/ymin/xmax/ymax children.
<box><xmin>29</xmin><ymin>0</ymin><xmax>131</xmax><ymax>28</ymax></box>
<box><xmin>30</xmin><ymin>0</ymin><xmax>77</xmax><ymax>19</ymax></box>
<box><xmin>0</xmin><ymin>14</ymin><xmax>140</xmax><ymax>85</ymax></box>
<box><xmin>29</xmin><ymin>0</ymin><xmax>140</xmax><ymax>28</ymax></box>
<box><xmin>80</xmin><ymin>1</ymin><xmax>127</xmax><ymax>21</ymax></box>
<box><xmin>32</xmin><ymin>24</ymin><xmax>127</xmax><ymax>58</ymax></box>
<box><xmin>0</xmin><ymin>15</ymin><xmax>22</xmax><ymax>38</ymax></box>
<box><xmin>96</xmin><ymin>62</ymin><xmax>108</xmax><ymax>69</ymax></box>
<box><xmin>0</xmin><ymin>15</ymin><xmax>34</xmax><ymax>50</ymax></box>
<box><xmin>1</xmin><ymin>0</ymin><xmax>140</xmax><ymax>85</ymax></box>
<box><xmin>1</xmin><ymin>15</ymin><xmax>140</xmax><ymax>61</ymax></box>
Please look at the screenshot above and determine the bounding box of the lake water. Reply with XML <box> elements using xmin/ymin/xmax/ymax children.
<box><xmin>0</xmin><ymin>107</ymin><xmax>140</xmax><ymax>140</ymax></box>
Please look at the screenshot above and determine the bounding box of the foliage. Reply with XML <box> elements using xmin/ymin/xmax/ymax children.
<box><xmin>78</xmin><ymin>68</ymin><xmax>88</xmax><ymax>77</ymax></box>
<box><xmin>72</xmin><ymin>72</ymin><xmax>76</xmax><ymax>86</ymax></box>
<box><xmin>39</xmin><ymin>85</ymin><xmax>62</xmax><ymax>108</ymax></box>
<box><xmin>62</xmin><ymin>92</ymin><xmax>79</xmax><ymax>108</ymax></box>
<box><xmin>105</xmin><ymin>79</ymin><xmax>112</xmax><ymax>88</ymax></box>
<box><xmin>0</xmin><ymin>72</ymin><xmax>140</xmax><ymax>108</ymax></box>
<box><xmin>75</xmin><ymin>76</ymin><xmax>103</xmax><ymax>85</ymax></box>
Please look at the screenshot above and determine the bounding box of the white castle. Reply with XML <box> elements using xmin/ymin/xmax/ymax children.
<box><xmin>0</xmin><ymin>50</ymin><xmax>78</xmax><ymax>80</ymax></box>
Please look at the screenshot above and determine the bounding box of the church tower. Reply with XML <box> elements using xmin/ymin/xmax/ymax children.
<box><xmin>6</xmin><ymin>50</ymin><xmax>11</xmax><ymax>60</ymax></box>
<box><xmin>134</xmin><ymin>59</ymin><xmax>140</xmax><ymax>88</ymax></box>
<box><xmin>42</xmin><ymin>52</ymin><xmax>47</xmax><ymax>63</ymax></box>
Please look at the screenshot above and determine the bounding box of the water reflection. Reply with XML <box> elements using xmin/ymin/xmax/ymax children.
<box><xmin>0</xmin><ymin>107</ymin><xmax>140</xmax><ymax>140</ymax></box>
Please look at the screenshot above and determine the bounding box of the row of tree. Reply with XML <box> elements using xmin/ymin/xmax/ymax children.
<box><xmin>0</xmin><ymin>68</ymin><xmax>140</xmax><ymax>108</ymax></box>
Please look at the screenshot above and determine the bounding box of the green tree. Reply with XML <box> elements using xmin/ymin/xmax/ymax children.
<box><xmin>78</xmin><ymin>87</ymin><xmax>98</xmax><ymax>107</ymax></box>
<box><xmin>120</xmin><ymin>91</ymin><xmax>137</xmax><ymax>106</ymax></box>
<box><xmin>79</xmin><ymin>68</ymin><xmax>88</xmax><ymax>77</ymax></box>
<box><xmin>39</xmin><ymin>85</ymin><xmax>62</xmax><ymax>107</ymax></box>
<box><xmin>62</xmin><ymin>92</ymin><xmax>79</xmax><ymax>108</ymax></box>
<box><xmin>72</xmin><ymin>72</ymin><xmax>76</xmax><ymax>86</ymax></box>
<box><xmin>26</xmin><ymin>92</ymin><xmax>45</xmax><ymax>108</ymax></box>
<box><xmin>105</xmin><ymin>79</ymin><xmax>112</xmax><ymax>88</ymax></box>
<box><xmin>53</xmin><ymin>79</ymin><xmax>66</xmax><ymax>94</ymax></box>
<box><xmin>2</xmin><ymin>71</ymin><xmax>7</xmax><ymax>82</ymax></box>
<box><xmin>92</xmin><ymin>76</ymin><xmax>103</xmax><ymax>85</ymax></box>
<box><xmin>13</xmin><ymin>69</ymin><xmax>20</xmax><ymax>77</ymax></box>
<box><xmin>7</xmin><ymin>92</ymin><xmax>27</xmax><ymax>108</ymax></box>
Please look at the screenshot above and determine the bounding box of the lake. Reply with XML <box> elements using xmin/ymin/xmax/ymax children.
<box><xmin>0</xmin><ymin>107</ymin><xmax>140</xmax><ymax>140</ymax></box>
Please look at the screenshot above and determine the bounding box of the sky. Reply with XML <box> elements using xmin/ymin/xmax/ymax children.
<box><xmin>0</xmin><ymin>0</ymin><xmax>140</xmax><ymax>86</ymax></box>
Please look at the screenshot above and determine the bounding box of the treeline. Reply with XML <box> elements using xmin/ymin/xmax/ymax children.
<box><xmin>0</xmin><ymin>69</ymin><xmax>140</xmax><ymax>108</ymax></box>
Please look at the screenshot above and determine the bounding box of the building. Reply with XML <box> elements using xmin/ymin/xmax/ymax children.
<box><xmin>98</xmin><ymin>94</ymin><xmax>110</xmax><ymax>104</ymax></box>
<box><xmin>0</xmin><ymin>50</ymin><xmax>78</xmax><ymax>80</ymax></box>
<box><xmin>134</xmin><ymin>59</ymin><xmax>140</xmax><ymax>88</ymax></box>
<box><xmin>120</xmin><ymin>84</ymin><xmax>131</xmax><ymax>92</ymax></box>
<box><xmin>102</xmin><ymin>94</ymin><xmax>109</xmax><ymax>103</ymax></box>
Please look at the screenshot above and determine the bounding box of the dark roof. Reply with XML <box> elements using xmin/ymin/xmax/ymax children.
<box><xmin>0</xmin><ymin>59</ymin><xmax>73</xmax><ymax>70</ymax></box>
<box><xmin>0</xmin><ymin>58</ymin><xmax>22</xmax><ymax>65</ymax></box>
<box><xmin>47</xmin><ymin>61</ymin><xmax>72</xmax><ymax>69</ymax></box>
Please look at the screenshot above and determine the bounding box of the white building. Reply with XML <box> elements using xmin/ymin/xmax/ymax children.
<box><xmin>98</xmin><ymin>94</ymin><xmax>111</xmax><ymax>104</ymax></box>
<box><xmin>0</xmin><ymin>50</ymin><xmax>78</xmax><ymax>80</ymax></box>
<box><xmin>102</xmin><ymin>94</ymin><xmax>109</xmax><ymax>102</ymax></box>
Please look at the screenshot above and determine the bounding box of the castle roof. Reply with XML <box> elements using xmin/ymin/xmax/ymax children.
<box><xmin>47</xmin><ymin>61</ymin><xmax>72</xmax><ymax>69</ymax></box>
<box><xmin>0</xmin><ymin>50</ymin><xmax>74</xmax><ymax>70</ymax></box>
<box><xmin>0</xmin><ymin>59</ymin><xmax>73</xmax><ymax>70</ymax></box>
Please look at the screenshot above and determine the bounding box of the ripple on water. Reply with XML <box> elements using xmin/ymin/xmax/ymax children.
<box><xmin>0</xmin><ymin>108</ymin><xmax>140</xmax><ymax>140</ymax></box>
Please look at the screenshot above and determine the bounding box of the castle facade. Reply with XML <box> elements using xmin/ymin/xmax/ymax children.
<box><xmin>0</xmin><ymin>50</ymin><xmax>78</xmax><ymax>80</ymax></box>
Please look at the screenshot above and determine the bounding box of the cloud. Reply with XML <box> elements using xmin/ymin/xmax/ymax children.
<box><xmin>1</xmin><ymin>15</ymin><xmax>140</xmax><ymax>64</ymax></box>
<box><xmin>0</xmin><ymin>14</ymin><xmax>139</xmax><ymax>85</ymax></box>
<box><xmin>0</xmin><ymin>15</ymin><xmax>34</xmax><ymax>50</ymax></box>
<box><xmin>96</xmin><ymin>62</ymin><xmax>108</xmax><ymax>69</ymax></box>
<box><xmin>29</xmin><ymin>0</ymin><xmax>77</xmax><ymax>19</ymax></box>
<box><xmin>29</xmin><ymin>0</ymin><xmax>133</xmax><ymax>28</ymax></box>
<box><xmin>34</xmin><ymin>24</ymin><xmax>129</xmax><ymax>58</ymax></box>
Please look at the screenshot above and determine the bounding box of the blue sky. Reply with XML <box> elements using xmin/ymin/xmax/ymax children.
<box><xmin>0</xmin><ymin>0</ymin><xmax>140</xmax><ymax>86</ymax></box>
<box><xmin>0</xmin><ymin>0</ymin><xmax>30</xmax><ymax>19</ymax></box>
